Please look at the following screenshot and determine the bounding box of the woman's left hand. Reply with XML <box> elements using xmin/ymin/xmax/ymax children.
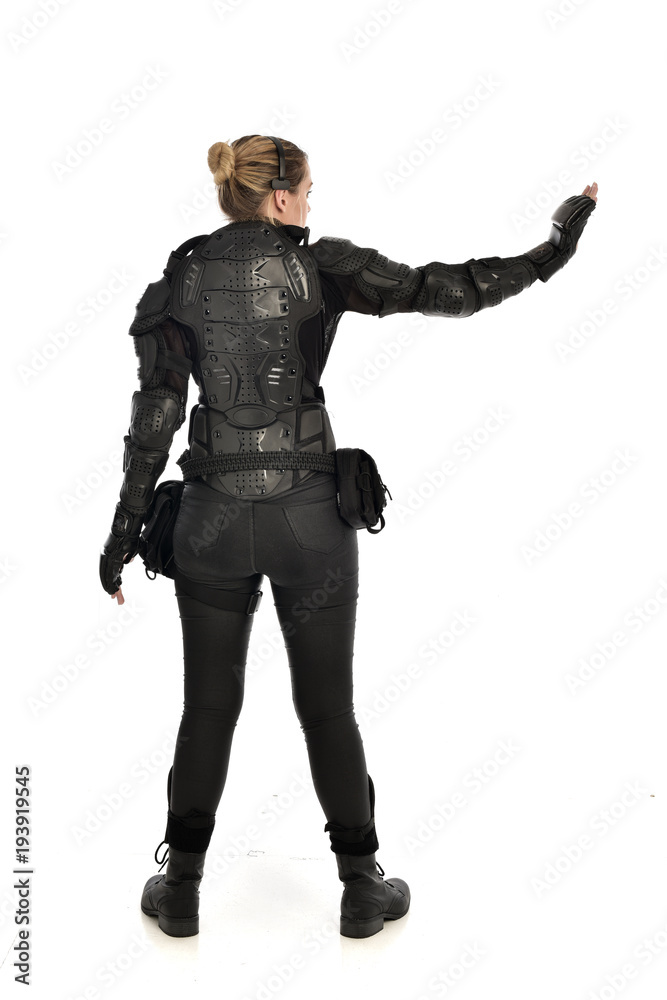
<box><xmin>110</xmin><ymin>553</ymin><xmax>134</xmax><ymax>605</ymax></box>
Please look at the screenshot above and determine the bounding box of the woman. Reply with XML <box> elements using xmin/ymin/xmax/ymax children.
<box><xmin>99</xmin><ymin>134</ymin><xmax>598</xmax><ymax>939</ymax></box>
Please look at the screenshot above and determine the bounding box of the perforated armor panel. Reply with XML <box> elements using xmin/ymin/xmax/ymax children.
<box><xmin>311</xmin><ymin>239</ymin><xmax>421</xmax><ymax>318</ymax></box>
<box><xmin>170</xmin><ymin>222</ymin><xmax>335</xmax><ymax>498</ymax></box>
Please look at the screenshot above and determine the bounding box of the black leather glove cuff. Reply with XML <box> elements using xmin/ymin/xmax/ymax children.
<box><xmin>99</xmin><ymin>502</ymin><xmax>147</xmax><ymax>595</ymax></box>
<box><xmin>524</xmin><ymin>193</ymin><xmax>596</xmax><ymax>281</ymax></box>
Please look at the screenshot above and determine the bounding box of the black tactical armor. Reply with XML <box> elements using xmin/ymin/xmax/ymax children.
<box><xmin>99</xmin><ymin>193</ymin><xmax>595</xmax><ymax>594</ymax></box>
<box><xmin>169</xmin><ymin>222</ymin><xmax>336</xmax><ymax>499</ymax></box>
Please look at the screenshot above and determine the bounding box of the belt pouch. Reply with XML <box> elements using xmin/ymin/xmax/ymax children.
<box><xmin>137</xmin><ymin>479</ymin><xmax>185</xmax><ymax>579</ymax></box>
<box><xmin>334</xmin><ymin>447</ymin><xmax>391</xmax><ymax>533</ymax></box>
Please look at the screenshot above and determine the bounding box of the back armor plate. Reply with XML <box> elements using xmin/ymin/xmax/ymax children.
<box><xmin>169</xmin><ymin>221</ymin><xmax>335</xmax><ymax>498</ymax></box>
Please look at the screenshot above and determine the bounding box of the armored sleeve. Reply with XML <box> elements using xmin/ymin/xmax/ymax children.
<box><xmin>309</xmin><ymin>235</ymin><xmax>544</xmax><ymax>320</ymax></box>
<box><xmin>117</xmin><ymin>276</ymin><xmax>193</xmax><ymax>518</ymax></box>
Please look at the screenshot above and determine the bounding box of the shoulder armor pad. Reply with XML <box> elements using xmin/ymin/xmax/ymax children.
<box><xmin>129</xmin><ymin>275</ymin><xmax>171</xmax><ymax>335</ymax></box>
<box><xmin>309</xmin><ymin>236</ymin><xmax>377</xmax><ymax>273</ymax></box>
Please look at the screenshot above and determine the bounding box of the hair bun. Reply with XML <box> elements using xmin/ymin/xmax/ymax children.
<box><xmin>207</xmin><ymin>141</ymin><xmax>235</xmax><ymax>185</ymax></box>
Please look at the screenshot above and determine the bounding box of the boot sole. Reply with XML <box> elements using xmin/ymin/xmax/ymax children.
<box><xmin>340</xmin><ymin>906</ymin><xmax>408</xmax><ymax>938</ymax></box>
<box><xmin>141</xmin><ymin>901</ymin><xmax>199</xmax><ymax>937</ymax></box>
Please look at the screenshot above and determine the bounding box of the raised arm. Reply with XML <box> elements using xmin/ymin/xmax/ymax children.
<box><xmin>310</xmin><ymin>189</ymin><xmax>597</xmax><ymax>319</ymax></box>
<box><xmin>99</xmin><ymin>276</ymin><xmax>193</xmax><ymax>599</ymax></box>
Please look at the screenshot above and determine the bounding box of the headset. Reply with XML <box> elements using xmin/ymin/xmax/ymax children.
<box><xmin>264</xmin><ymin>134</ymin><xmax>309</xmax><ymax>243</ymax></box>
<box><xmin>265</xmin><ymin>135</ymin><xmax>291</xmax><ymax>189</ymax></box>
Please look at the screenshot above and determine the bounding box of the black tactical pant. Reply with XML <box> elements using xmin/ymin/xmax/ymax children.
<box><xmin>167</xmin><ymin>469</ymin><xmax>373</xmax><ymax>849</ymax></box>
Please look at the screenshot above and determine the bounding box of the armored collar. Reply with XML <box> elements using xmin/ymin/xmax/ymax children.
<box><xmin>275</xmin><ymin>223</ymin><xmax>307</xmax><ymax>245</ymax></box>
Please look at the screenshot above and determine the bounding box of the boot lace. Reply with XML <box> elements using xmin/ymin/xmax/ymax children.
<box><xmin>154</xmin><ymin>840</ymin><xmax>169</xmax><ymax>872</ymax></box>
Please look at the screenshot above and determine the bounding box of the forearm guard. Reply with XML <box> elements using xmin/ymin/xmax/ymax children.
<box><xmin>100</xmin><ymin>379</ymin><xmax>185</xmax><ymax>596</ymax></box>
<box><xmin>119</xmin><ymin>386</ymin><xmax>183</xmax><ymax>516</ymax></box>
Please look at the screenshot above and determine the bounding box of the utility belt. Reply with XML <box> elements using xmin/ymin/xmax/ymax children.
<box><xmin>137</xmin><ymin>447</ymin><xmax>392</xmax><ymax>614</ymax></box>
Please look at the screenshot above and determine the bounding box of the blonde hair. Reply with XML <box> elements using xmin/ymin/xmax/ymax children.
<box><xmin>207</xmin><ymin>134</ymin><xmax>308</xmax><ymax>225</ymax></box>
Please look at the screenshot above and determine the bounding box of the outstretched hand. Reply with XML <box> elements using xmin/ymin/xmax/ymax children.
<box><xmin>574</xmin><ymin>181</ymin><xmax>598</xmax><ymax>252</ymax></box>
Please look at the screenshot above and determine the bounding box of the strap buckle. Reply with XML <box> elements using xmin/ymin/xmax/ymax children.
<box><xmin>246</xmin><ymin>591</ymin><xmax>263</xmax><ymax>615</ymax></box>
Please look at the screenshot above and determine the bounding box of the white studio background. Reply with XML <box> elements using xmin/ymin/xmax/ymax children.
<box><xmin>2</xmin><ymin>0</ymin><xmax>666</xmax><ymax>997</ymax></box>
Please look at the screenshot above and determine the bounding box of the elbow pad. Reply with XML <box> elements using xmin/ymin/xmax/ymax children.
<box><xmin>421</xmin><ymin>263</ymin><xmax>479</xmax><ymax>317</ymax></box>
<box><xmin>420</xmin><ymin>255</ymin><xmax>538</xmax><ymax>317</ymax></box>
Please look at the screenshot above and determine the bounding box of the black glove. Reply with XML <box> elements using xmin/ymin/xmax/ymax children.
<box><xmin>99</xmin><ymin>502</ymin><xmax>145</xmax><ymax>595</ymax></box>
<box><xmin>524</xmin><ymin>193</ymin><xmax>597</xmax><ymax>281</ymax></box>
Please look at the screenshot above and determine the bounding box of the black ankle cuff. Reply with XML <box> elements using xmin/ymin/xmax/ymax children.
<box><xmin>167</xmin><ymin>809</ymin><xmax>215</xmax><ymax>853</ymax></box>
<box><xmin>325</xmin><ymin>818</ymin><xmax>379</xmax><ymax>856</ymax></box>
